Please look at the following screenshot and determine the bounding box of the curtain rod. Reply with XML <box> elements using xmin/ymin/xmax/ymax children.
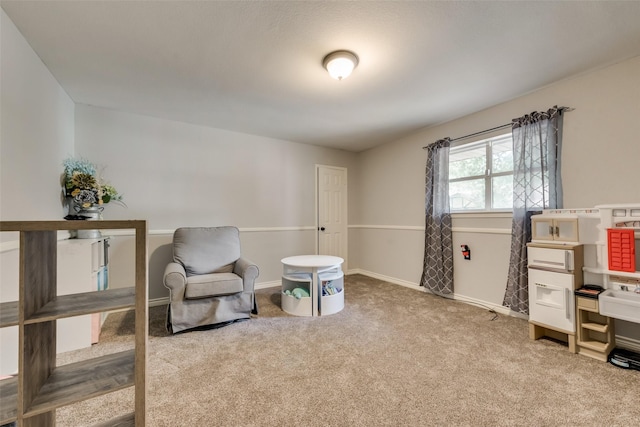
<box><xmin>422</xmin><ymin>107</ymin><xmax>574</xmax><ymax>149</ymax></box>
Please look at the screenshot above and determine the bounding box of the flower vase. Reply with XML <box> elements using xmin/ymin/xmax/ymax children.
<box><xmin>74</xmin><ymin>204</ymin><xmax>104</xmax><ymax>239</ymax></box>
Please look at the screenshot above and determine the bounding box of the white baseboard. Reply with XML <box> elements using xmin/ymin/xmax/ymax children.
<box><xmin>149</xmin><ymin>297</ymin><xmax>169</xmax><ymax>307</ymax></box>
<box><xmin>615</xmin><ymin>335</ymin><xmax>640</xmax><ymax>353</ymax></box>
<box><xmin>347</xmin><ymin>268</ymin><xmax>420</xmax><ymax>290</ymax></box>
<box><xmin>255</xmin><ymin>280</ymin><xmax>280</xmax><ymax>290</ymax></box>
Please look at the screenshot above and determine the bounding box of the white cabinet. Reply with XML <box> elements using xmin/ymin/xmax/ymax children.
<box><xmin>532</xmin><ymin>216</ymin><xmax>579</xmax><ymax>243</ymax></box>
<box><xmin>527</xmin><ymin>243</ymin><xmax>583</xmax><ymax>353</ymax></box>
<box><xmin>57</xmin><ymin>238</ymin><xmax>109</xmax><ymax>352</ymax></box>
<box><xmin>529</xmin><ymin>268</ymin><xmax>576</xmax><ymax>333</ymax></box>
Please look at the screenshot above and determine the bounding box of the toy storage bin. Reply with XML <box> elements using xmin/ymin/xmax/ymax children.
<box><xmin>320</xmin><ymin>288</ymin><xmax>344</xmax><ymax>315</ymax></box>
<box><xmin>319</xmin><ymin>270</ymin><xmax>344</xmax><ymax>316</ymax></box>
<box><xmin>282</xmin><ymin>273</ymin><xmax>312</xmax><ymax>316</ymax></box>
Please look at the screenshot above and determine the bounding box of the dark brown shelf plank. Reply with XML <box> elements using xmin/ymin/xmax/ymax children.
<box><xmin>24</xmin><ymin>349</ymin><xmax>134</xmax><ymax>418</ymax></box>
<box><xmin>0</xmin><ymin>375</ymin><xmax>18</xmax><ymax>425</ymax></box>
<box><xmin>0</xmin><ymin>220</ymin><xmax>146</xmax><ymax>232</ymax></box>
<box><xmin>93</xmin><ymin>412</ymin><xmax>136</xmax><ymax>427</ymax></box>
<box><xmin>0</xmin><ymin>301</ymin><xmax>18</xmax><ymax>328</ymax></box>
<box><xmin>24</xmin><ymin>288</ymin><xmax>135</xmax><ymax>324</ymax></box>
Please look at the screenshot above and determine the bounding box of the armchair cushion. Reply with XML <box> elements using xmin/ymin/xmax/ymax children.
<box><xmin>185</xmin><ymin>273</ymin><xmax>243</xmax><ymax>299</ymax></box>
<box><xmin>173</xmin><ymin>227</ymin><xmax>241</xmax><ymax>276</ymax></box>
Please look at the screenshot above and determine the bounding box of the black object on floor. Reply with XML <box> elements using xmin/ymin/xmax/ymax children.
<box><xmin>609</xmin><ymin>347</ymin><xmax>640</xmax><ymax>371</ymax></box>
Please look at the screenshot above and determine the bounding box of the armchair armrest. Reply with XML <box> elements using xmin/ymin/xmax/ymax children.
<box><xmin>234</xmin><ymin>257</ymin><xmax>259</xmax><ymax>292</ymax></box>
<box><xmin>164</xmin><ymin>262</ymin><xmax>187</xmax><ymax>298</ymax></box>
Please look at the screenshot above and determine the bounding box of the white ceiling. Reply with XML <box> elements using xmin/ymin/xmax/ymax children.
<box><xmin>3</xmin><ymin>1</ymin><xmax>640</xmax><ymax>152</ymax></box>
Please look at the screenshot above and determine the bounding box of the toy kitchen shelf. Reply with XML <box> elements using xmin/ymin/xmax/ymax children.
<box><xmin>576</xmin><ymin>294</ymin><xmax>615</xmax><ymax>361</ymax></box>
<box><xmin>532</xmin><ymin>204</ymin><xmax>640</xmax><ymax>361</ymax></box>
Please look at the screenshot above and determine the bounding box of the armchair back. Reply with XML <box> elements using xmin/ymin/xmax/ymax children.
<box><xmin>173</xmin><ymin>226</ymin><xmax>241</xmax><ymax>276</ymax></box>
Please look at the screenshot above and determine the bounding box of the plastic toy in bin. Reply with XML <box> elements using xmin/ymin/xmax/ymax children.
<box><xmin>322</xmin><ymin>281</ymin><xmax>341</xmax><ymax>296</ymax></box>
<box><xmin>284</xmin><ymin>288</ymin><xmax>309</xmax><ymax>299</ymax></box>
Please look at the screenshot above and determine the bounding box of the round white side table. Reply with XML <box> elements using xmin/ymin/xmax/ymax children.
<box><xmin>281</xmin><ymin>255</ymin><xmax>344</xmax><ymax>316</ymax></box>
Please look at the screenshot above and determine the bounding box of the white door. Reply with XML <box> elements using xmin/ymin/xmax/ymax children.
<box><xmin>316</xmin><ymin>165</ymin><xmax>347</xmax><ymax>266</ymax></box>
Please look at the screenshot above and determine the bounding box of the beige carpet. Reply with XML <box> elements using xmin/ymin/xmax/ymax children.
<box><xmin>56</xmin><ymin>274</ymin><xmax>640</xmax><ymax>426</ymax></box>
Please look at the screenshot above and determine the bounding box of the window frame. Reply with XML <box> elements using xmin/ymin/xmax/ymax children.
<box><xmin>448</xmin><ymin>133</ymin><xmax>514</xmax><ymax>213</ymax></box>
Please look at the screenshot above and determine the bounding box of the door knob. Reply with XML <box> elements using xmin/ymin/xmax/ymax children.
<box><xmin>319</xmin><ymin>227</ymin><xmax>326</xmax><ymax>231</ymax></box>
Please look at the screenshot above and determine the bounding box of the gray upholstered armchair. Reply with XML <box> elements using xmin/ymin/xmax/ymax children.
<box><xmin>163</xmin><ymin>226</ymin><xmax>259</xmax><ymax>333</ymax></box>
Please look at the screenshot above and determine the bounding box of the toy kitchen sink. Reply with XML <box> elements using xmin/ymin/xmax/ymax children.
<box><xmin>599</xmin><ymin>289</ymin><xmax>640</xmax><ymax>323</ymax></box>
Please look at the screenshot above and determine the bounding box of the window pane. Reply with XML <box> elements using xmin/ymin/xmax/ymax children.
<box><xmin>448</xmin><ymin>133</ymin><xmax>513</xmax><ymax>211</ymax></box>
<box><xmin>492</xmin><ymin>175</ymin><xmax>513</xmax><ymax>209</ymax></box>
<box><xmin>492</xmin><ymin>137</ymin><xmax>513</xmax><ymax>174</ymax></box>
<box><xmin>450</xmin><ymin>179</ymin><xmax>485</xmax><ymax>210</ymax></box>
<box><xmin>449</xmin><ymin>144</ymin><xmax>486</xmax><ymax>180</ymax></box>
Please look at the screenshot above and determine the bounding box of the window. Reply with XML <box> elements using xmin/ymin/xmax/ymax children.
<box><xmin>449</xmin><ymin>133</ymin><xmax>513</xmax><ymax>211</ymax></box>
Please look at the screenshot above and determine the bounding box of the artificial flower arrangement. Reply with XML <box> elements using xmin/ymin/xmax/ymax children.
<box><xmin>63</xmin><ymin>157</ymin><xmax>124</xmax><ymax>210</ymax></box>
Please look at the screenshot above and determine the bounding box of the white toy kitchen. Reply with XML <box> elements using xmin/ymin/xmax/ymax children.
<box><xmin>528</xmin><ymin>204</ymin><xmax>640</xmax><ymax>362</ymax></box>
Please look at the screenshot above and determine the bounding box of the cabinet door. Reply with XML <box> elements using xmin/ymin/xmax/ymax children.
<box><xmin>532</xmin><ymin>218</ymin><xmax>555</xmax><ymax>241</ymax></box>
<box><xmin>528</xmin><ymin>246</ymin><xmax>574</xmax><ymax>271</ymax></box>
<box><xmin>528</xmin><ymin>268</ymin><xmax>575</xmax><ymax>333</ymax></box>
<box><xmin>555</xmin><ymin>219</ymin><xmax>579</xmax><ymax>242</ymax></box>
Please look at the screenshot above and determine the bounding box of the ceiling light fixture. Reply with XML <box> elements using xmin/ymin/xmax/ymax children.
<box><xmin>322</xmin><ymin>50</ymin><xmax>359</xmax><ymax>81</ymax></box>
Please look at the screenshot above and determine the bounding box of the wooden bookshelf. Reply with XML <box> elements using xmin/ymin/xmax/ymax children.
<box><xmin>0</xmin><ymin>220</ymin><xmax>148</xmax><ymax>426</ymax></box>
<box><xmin>94</xmin><ymin>412</ymin><xmax>135</xmax><ymax>427</ymax></box>
<box><xmin>0</xmin><ymin>301</ymin><xmax>19</xmax><ymax>328</ymax></box>
<box><xmin>25</xmin><ymin>350</ymin><xmax>135</xmax><ymax>417</ymax></box>
<box><xmin>24</xmin><ymin>288</ymin><xmax>135</xmax><ymax>324</ymax></box>
<box><xmin>0</xmin><ymin>376</ymin><xmax>18</xmax><ymax>425</ymax></box>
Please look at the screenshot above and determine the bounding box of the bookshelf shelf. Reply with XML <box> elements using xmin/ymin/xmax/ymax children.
<box><xmin>0</xmin><ymin>220</ymin><xmax>148</xmax><ymax>426</ymax></box>
<box><xmin>0</xmin><ymin>301</ymin><xmax>18</xmax><ymax>328</ymax></box>
<box><xmin>25</xmin><ymin>350</ymin><xmax>134</xmax><ymax>417</ymax></box>
<box><xmin>24</xmin><ymin>288</ymin><xmax>135</xmax><ymax>324</ymax></box>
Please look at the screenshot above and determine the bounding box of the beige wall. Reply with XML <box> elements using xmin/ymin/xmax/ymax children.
<box><xmin>73</xmin><ymin>105</ymin><xmax>359</xmax><ymax>298</ymax></box>
<box><xmin>0</xmin><ymin>10</ymin><xmax>75</xmax><ymax>226</ymax></box>
<box><xmin>354</xmin><ymin>56</ymin><xmax>640</xmax><ymax>339</ymax></box>
<box><xmin>0</xmin><ymin>9</ymin><xmax>75</xmax><ymax>376</ymax></box>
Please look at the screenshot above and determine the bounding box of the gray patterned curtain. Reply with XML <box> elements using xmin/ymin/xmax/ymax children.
<box><xmin>420</xmin><ymin>138</ymin><xmax>453</xmax><ymax>295</ymax></box>
<box><xmin>503</xmin><ymin>106</ymin><xmax>565</xmax><ymax>314</ymax></box>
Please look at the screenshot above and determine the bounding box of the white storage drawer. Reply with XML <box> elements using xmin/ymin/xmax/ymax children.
<box><xmin>281</xmin><ymin>273</ymin><xmax>312</xmax><ymax>316</ymax></box>
<box><xmin>528</xmin><ymin>246</ymin><xmax>574</xmax><ymax>271</ymax></box>
<box><xmin>320</xmin><ymin>290</ymin><xmax>344</xmax><ymax>316</ymax></box>
<box><xmin>320</xmin><ymin>272</ymin><xmax>344</xmax><ymax>316</ymax></box>
<box><xmin>529</xmin><ymin>268</ymin><xmax>576</xmax><ymax>333</ymax></box>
